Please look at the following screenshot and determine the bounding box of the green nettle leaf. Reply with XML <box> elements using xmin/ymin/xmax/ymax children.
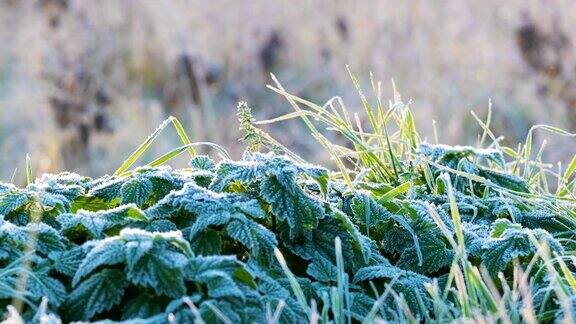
<box><xmin>64</xmin><ymin>269</ymin><xmax>128</xmax><ymax>320</ymax></box>
<box><xmin>490</xmin><ymin>218</ymin><xmax>522</xmax><ymax>238</ymax></box>
<box><xmin>120</xmin><ymin>176</ymin><xmax>153</xmax><ymax>207</ymax></box>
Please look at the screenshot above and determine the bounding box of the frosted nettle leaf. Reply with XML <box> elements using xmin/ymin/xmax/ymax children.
<box><xmin>210</xmin><ymin>160</ymin><xmax>261</xmax><ymax>192</ymax></box>
<box><xmin>233</xmin><ymin>199</ymin><xmax>266</xmax><ymax>219</ymax></box>
<box><xmin>298</xmin><ymin>165</ymin><xmax>329</xmax><ymax>194</ymax></box>
<box><xmin>0</xmin><ymin>182</ymin><xmax>14</xmax><ymax>194</ymax></box>
<box><xmin>306</xmin><ymin>253</ymin><xmax>338</xmax><ymax>282</ymax></box>
<box><xmin>49</xmin><ymin>246</ymin><xmax>86</xmax><ymax>277</ymax></box>
<box><xmin>38</xmin><ymin>172</ymin><xmax>90</xmax><ymax>200</ymax></box>
<box><xmin>88</xmin><ymin>177</ymin><xmax>124</xmax><ymax>202</ymax></box>
<box><xmin>145</xmin><ymin>219</ymin><xmax>177</xmax><ymax>232</ymax></box>
<box><xmin>190</xmin><ymin>155</ymin><xmax>216</xmax><ymax>171</ymax></box>
<box><xmin>204</xmin><ymin>271</ymin><xmax>245</xmax><ymax>299</ymax></box>
<box><xmin>121</xmin><ymin>294</ymin><xmax>164</xmax><ymax>320</ymax></box>
<box><xmin>124</xmin><ymin>166</ymin><xmax>187</xmax><ymax>202</ymax></box>
<box><xmin>397</xmin><ymin>232</ymin><xmax>453</xmax><ymax>274</ymax></box>
<box><xmin>0</xmin><ymin>218</ymin><xmax>27</xmax><ymax>240</ymax></box>
<box><xmin>189</xmin><ymin>169</ymin><xmax>215</xmax><ymax>188</ymax></box>
<box><xmin>349</xmin><ymin>292</ymin><xmax>377</xmax><ymax>321</ymax></box>
<box><xmin>236</xmin><ymin>287</ymin><xmax>267</xmax><ymax>323</ymax></box>
<box><xmin>58</xmin><ymin>204</ymin><xmax>146</xmax><ymax>239</ymax></box>
<box><xmin>285</xmin><ymin>216</ymin><xmax>369</xmax><ymax>271</ymax></box>
<box><xmin>26</xmin><ymin>223</ymin><xmax>67</xmax><ymax>255</ymax></box>
<box><xmin>126</xmin><ymin>245</ymin><xmax>188</xmax><ymax>297</ymax></box>
<box><xmin>393</xmin><ymin>274</ymin><xmax>432</xmax><ymax>314</ymax></box>
<box><xmin>483</xmin><ymin>236</ymin><xmax>533</xmax><ymax>276</ymax></box>
<box><xmin>187</xmin><ymin>255</ymin><xmax>242</xmax><ymax>277</ymax></box>
<box><xmin>261</xmin><ymin>175</ymin><xmax>324</xmax><ymax>238</ymax></box>
<box><xmin>482</xmin><ymin>221</ymin><xmax>563</xmax><ymax>275</ymax></box>
<box><xmin>521</xmin><ymin>209</ymin><xmax>568</xmax><ymax>233</ymax></box>
<box><xmin>0</xmin><ymin>221</ymin><xmax>66</xmax><ymax>258</ymax></box>
<box><xmin>122</xmin><ymin>230</ymin><xmax>190</xmax><ymax>297</ymax></box>
<box><xmin>226</xmin><ymin>217</ymin><xmax>277</xmax><ymax>261</ymax></box>
<box><xmin>190</xmin><ymin>229</ymin><xmax>222</xmax><ymax>255</ymax></box>
<box><xmin>57</xmin><ymin>212</ymin><xmax>107</xmax><ymax>239</ymax></box>
<box><xmin>417</xmin><ymin>143</ymin><xmax>505</xmax><ymax>169</ymax></box>
<box><xmin>38</xmin><ymin>191</ymin><xmax>71</xmax><ymax>216</ymax></box>
<box><xmin>381</xmin><ymin>225</ymin><xmax>412</xmax><ymax>255</ymax></box>
<box><xmin>73</xmin><ymin>238</ymin><xmax>126</xmax><ymax>285</ymax></box>
<box><xmin>353</xmin><ymin>263</ymin><xmax>402</xmax><ymax>283</ymax></box>
<box><xmin>120</xmin><ymin>176</ymin><xmax>153</xmax><ymax>207</ymax></box>
<box><xmin>187</xmin><ymin>256</ymin><xmax>247</xmax><ymax>300</ymax></box>
<box><xmin>350</xmin><ymin>193</ymin><xmax>395</xmax><ymax>234</ymax></box>
<box><xmin>64</xmin><ymin>269</ymin><xmax>128</xmax><ymax>321</ymax></box>
<box><xmin>355</xmin><ymin>262</ymin><xmax>431</xmax><ymax>314</ymax></box>
<box><xmin>27</xmin><ymin>269</ymin><xmax>67</xmax><ymax>307</ymax></box>
<box><xmin>463</xmin><ymin>222</ymin><xmax>489</xmax><ymax>258</ymax></box>
<box><xmin>479</xmin><ymin>167</ymin><xmax>531</xmax><ymax>193</ymax></box>
<box><xmin>147</xmin><ymin>182</ymin><xmax>260</xmax><ymax>223</ymax></box>
<box><xmin>199</xmin><ymin>300</ymin><xmax>242</xmax><ymax>324</ymax></box>
<box><xmin>0</xmin><ymin>189</ymin><xmax>32</xmax><ymax>215</ymax></box>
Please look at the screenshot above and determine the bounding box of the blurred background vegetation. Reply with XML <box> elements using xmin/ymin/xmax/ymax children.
<box><xmin>1</xmin><ymin>0</ymin><xmax>576</xmax><ymax>183</ymax></box>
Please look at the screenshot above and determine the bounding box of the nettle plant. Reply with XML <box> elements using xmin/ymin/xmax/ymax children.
<box><xmin>2</xmin><ymin>75</ymin><xmax>576</xmax><ymax>323</ymax></box>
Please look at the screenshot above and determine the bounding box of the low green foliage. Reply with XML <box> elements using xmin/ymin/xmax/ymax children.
<box><xmin>2</xmin><ymin>76</ymin><xmax>576</xmax><ymax>323</ymax></box>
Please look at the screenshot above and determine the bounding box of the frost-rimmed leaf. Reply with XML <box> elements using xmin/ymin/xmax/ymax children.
<box><xmin>64</xmin><ymin>269</ymin><xmax>128</xmax><ymax>320</ymax></box>
<box><xmin>120</xmin><ymin>176</ymin><xmax>153</xmax><ymax>207</ymax></box>
<box><xmin>187</xmin><ymin>255</ymin><xmax>249</xmax><ymax>300</ymax></box>
<box><xmin>57</xmin><ymin>204</ymin><xmax>146</xmax><ymax>239</ymax></box>
<box><xmin>306</xmin><ymin>253</ymin><xmax>338</xmax><ymax>282</ymax></box>
<box><xmin>482</xmin><ymin>219</ymin><xmax>563</xmax><ymax>275</ymax></box>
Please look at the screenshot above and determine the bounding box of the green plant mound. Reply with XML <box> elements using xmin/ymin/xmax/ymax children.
<box><xmin>1</xmin><ymin>144</ymin><xmax>574</xmax><ymax>323</ymax></box>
